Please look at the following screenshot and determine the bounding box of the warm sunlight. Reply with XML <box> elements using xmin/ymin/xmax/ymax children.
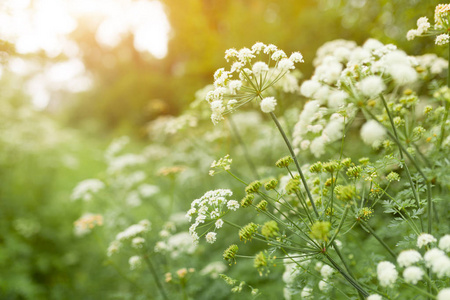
<box><xmin>0</xmin><ymin>0</ymin><xmax>170</xmax><ymax>108</ymax></box>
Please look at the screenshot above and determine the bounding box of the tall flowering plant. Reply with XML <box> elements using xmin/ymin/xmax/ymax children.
<box><xmin>186</xmin><ymin>8</ymin><xmax>450</xmax><ymax>297</ymax></box>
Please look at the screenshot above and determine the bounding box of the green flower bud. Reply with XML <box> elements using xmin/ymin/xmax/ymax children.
<box><xmin>223</xmin><ymin>244</ymin><xmax>239</xmax><ymax>265</ymax></box>
<box><xmin>286</xmin><ymin>178</ymin><xmax>301</xmax><ymax>194</ymax></box>
<box><xmin>239</xmin><ymin>223</ymin><xmax>259</xmax><ymax>242</ymax></box>
<box><xmin>334</xmin><ymin>185</ymin><xmax>355</xmax><ymax>201</ymax></box>
<box><xmin>261</xmin><ymin>220</ymin><xmax>279</xmax><ymax>238</ymax></box>
<box><xmin>358</xmin><ymin>157</ymin><xmax>370</xmax><ymax>165</ymax></box>
<box><xmin>264</xmin><ymin>179</ymin><xmax>278</xmax><ymax>191</ymax></box>
<box><xmin>240</xmin><ymin>194</ymin><xmax>254</xmax><ymax>208</ymax></box>
<box><xmin>357</xmin><ymin>207</ymin><xmax>373</xmax><ymax>221</ymax></box>
<box><xmin>341</xmin><ymin>158</ymin><xmax>352</xmax><ymax>167</ymax></box>
<box><xmin>386</xmin><ymin>171</ymin><xmax>400</xmax><ymax>182</ymax></box>
<box><xmin>323</xmin><ymin>161</ymin><xmax>340</xmax><ymax>173</ymax></box>
<box><xmin>276</xmin><ymin>156</ymin><xmax>294</xmax><ymax>168</ymax></box>
<box><xmin>256</xmin><ymin>200</ymin><xmax>268</xmax><ymax>212</ymax></box>
<box><xmin>309</xmin><ymin>162</ymin><xmax>323</xmax><ymax>173</ymax></box>
<box><xmin>310</xmin><ymin>221</ymin><xmax>331</xmax><ymax>242</ymax></box>
<box><xmin>254</xmin><ymin>252</ymin><xmax>268</xmax><ymax>276</ymax></box>
<box><xmin>245</xmin><ymin>180</ymin><xmax>262</xmax><ymax>194</ymax></box>
<box><xmin>347</xmin><ymin>166</ymin><xmax>363</xmax><ymax>178</ymax></box>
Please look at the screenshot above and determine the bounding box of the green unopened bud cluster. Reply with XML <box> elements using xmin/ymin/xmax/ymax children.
<box><xmin>334</xmin><ymin>185</ymin><xmax>356</xmax><ymax>201</ymax></box>
<box><xmin>386</xmin><ymin>171</ymin><xmax>400</xmax><ymax>182</ymax></box>
<box><xmin>256</xmin><ymin>200</ymin><xmax>268</xmax><ymax>212</ymax></box>
<box><xmin>276</xmin><ymin>156</ymin><xmax>294</xmax><ymax>168</ymax></box>
<box><xmin>245</xmin><ymin>181</ymin><xmax>262</xmax><ymax>194</ymax></box>
<box><xmin>254</xmin><ymin>252</ymin><xmax>268</xmax><ymax>276</ymax></box>
<box><xmin>357</xmin><ymin>207</ymin><xmax>374</xmax><ymax>221</ymax></box>
<box><xmin>310</xmin><ymin>221</ymin><xmax>331</xmax><ymax>242</ymax></box>
<box><xmin>323</xmin><ymin>160</ymin><xmax>340</xmax><ymax>173</ymax></box>
<box><xmin>223</xmin><ymin>244</ymin><xmax>239</xmax><ymax>264</ymax></box>
<box><xmin>346</xmin><ymin>166</ymin><xmax>362</xmax><ymax>179</ymax></box>
<box><xmin>261</xmin><ymin>220</ymin><xmax>279</xmax><ymax>238</ymax></box>
<box><xmin>240</xmin><ymin>194</ymin><xmax>254</xmax><ymax>208</ymax></box>
<box><xmin>239</xmin><ymin>223</ymin><xmax>259</xmax><ymax>242</ymax></box>
<box><xmin>286</xmin><ymin>178</ymin><xmax>301</xmax><ymax>194</ymax></box>
<box><xmin>264</xmin><ymin>179</ymin><xmax>278</xmax><ymax>190</ymax></box>
<box><xmin>310</xmin><ymin>162</ymin><xmax>323</xmax><ymax>173</ymax></box>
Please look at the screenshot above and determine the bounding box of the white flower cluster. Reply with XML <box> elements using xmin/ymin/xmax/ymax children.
<box><xmin>377</xmin><ymin>261</ymin><xmax>398</xmax><ymax>287</ymax></box>
<box><xmin>154</xmin><ymin>231</ymin><xmax>197</xmax><ymax>258</ymax></box>
<box><xmin>292</xmin><ymin>38</ymin><xmax>426</xmax><ymax>157</ymax></box>
<box><xmin>107</xmin><ymin>153</ymin><xmax>146</xmax><ymax>174</ymax></box>
<box><xmin>407</xmin><ymin>4</ymin><xmax>450</xmax><ymax>45</ymax></box>
<box><xmin>206</xmin><ymin>42</ymin><xmax>304</xmax><ymax>124</ymax></box>
<box><xmin>406</xmin><ymin>17</ymin><xmax>431</xmax><ymax>41</ymax></box>
<box><xmin>71</xmin><ymin>179</ymin><xmax>105</xmax><ymax>201</ymax></box>
<box><xmin>209</xmin><ymin>154</ymin><xmax>232</xmax><ymax>176</ymax></box>
<box><xmin>106</xmin><ymin>219</ymin><xmax>151</xmax><ymax>256</ymax></box>
<box><xmin>186</xmin><ymin>189</ymin><xmax>238</xmax><ymax>244</ymax></box>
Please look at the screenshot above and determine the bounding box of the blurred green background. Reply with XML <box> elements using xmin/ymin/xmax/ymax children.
<box><xmin>0</xmin><ymin>0</ymin><xmax>444</xmax><ymax>299</ymax></box>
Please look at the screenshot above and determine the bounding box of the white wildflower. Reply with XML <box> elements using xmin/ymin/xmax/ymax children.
<box><xmin>310</xmin><ymin>136</ymin><xmax>326</xmax><ymax>157</ymax></box>
<box><xmin>215</xmin><ymin>219</ymin><xmax>224</xmax><ymax>229</ymax></box>
<box><xmin>252</xmin><ymin>42</ymin><xmax>266</xmax><ymax>53</ymax></box>
<box><xmin>389</xmin><ymin>65</ymin><xmax>418</xmax><ymax>85</ymax></box>
<box><xmin>359</xmin><ymin>75</ymin><xmax>386</xmax><ymax>98</ymax></box>
<box><xmin>397</xmin><ymin>250</ymin><xmax>422</xmax><ymax>267</ymax></box>
<box><xmin>107</xmin><ymin>240</ymin><xmax>121</xmax><ymax>256</ymax></box>
<box><xmin>132</xmin><ymin>237</ymin><xmax>145</xmax><ymax>249</ymax></box>
<box><xmin>360</xmin><ymin>120</ymin><xmax>386</xmax><ymax>147</ymax></box>
<box><xmin>407</xmin><ymin>29</ymin><xmax>419</xmax><ymax>41</ymax></box>
<box><xmin>225</xmin><ymin>48</ymin><xmax>238</xmax><ymax>62</ymax></box>
<box><xmin>129</xmin><ymin>255</ymin><xmax>142</xmax><ymax>270</ymax></box>
<box><xmin>227</xmin><ymin>200</ymin><xmax>240</xmax><ymax>211</ymax></box>
<box><xmin>300</xmin><ymin>80</ymin><xmax>321</xmax><ymax>98</ymax></box>
<box><xmin>278</xmin><ymin>58</ymin><xmax>295</xmax><ymax>70</ymax></box>
<box><xmin>271</xmin><ymin>50</ymin><xmax>287</xmax><ymax>61</ymax></box>
<box><xmin>238</xmin><ymin>47</ymin><xmax>255</xmax><ymax>62</ymax></box>
<box><xmin>438</xmin><ymin>288</ymin><xmax>450</xmax><ymax>300</ymax></box>
<box><xmin>138</xmin><ymin>184</ymin><xmax>159</xmax><ymax>197</ymax></box>
<box><xmin>367</xmin><ymin>295</ymin><xmax>382</xmax><ymax>300</ymax></box>
<box><xmin>71</xmin><ymin>179</ymin><xmax>105</xmax><ymax>202</ymax></box>
<box><xmin>252</xmin><ymin>61</ymin><xmax>269</xmax><ymax>75</ymax></box>
<box><xmin>318</xmin><ymin>280</ymin><xmax>329</xmax><ymax>291</ymax></box>
<box><xmin>200</xmin><ymin>261</ymin><xmax>227</xmax><ymax>279</ymax></box>
<box><xmin>403</xmin><ymin>266</ymin><xmax>424</xmax><ymax>284</ymax></box>
<box><xmin>377</xmin><ymin>261</ymin><xmax>398</xmax><ymax>287</ymax></box>
<box><xmin>416</xmin><ymin>17</ymin><xmax>430</xmax><ymax>34</ymax></box>
<box><xmin>264</xmin><ymin>44</ymin><xmax>277</xmax><ymax>54</ymax></box>
<box><xmin>260</xmin><ymin>97</ymin><xmax>277</xmax><ymax>113</ymax></box>
<box><xmin>320</xmin><ymin>264</ymin><xmax>334</xmax><ymax>278</ymax></box>
<box><xmin>289</xmin><ymin>52</ymin><xmax>304</xmax><ymax>63</ymax></box>
<box><xmin>301</xmin><ymin>287</ymin><xmax>313</xmax><ymax>298</ymax></box>
<box><xmin>436</xmin><ymin>34</ymin><xmax>450</xmax><ymax>46</ymax></box>
<box><xmin>439</xmin><ymin>234</ymin><xmax>450</xmax><ymax>252</ymax></box>
<box><xmin>205</xmin><ymin>232</ymin><xmax>217</xmax><ymax>244</ymax></box>
<box><xmin>417</xmin><ymin>233</ymin><xmax>437</xmax><ymax>248</ymax></box>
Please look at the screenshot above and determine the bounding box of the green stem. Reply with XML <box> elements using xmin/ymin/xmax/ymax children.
<box><xmin>143</xmin><ymin>255</ymin><xmax>169</xmax><ymax>300</ymax></box>
<box><xmin>379</xmin><ymin>94</ymin><xmax>424</xmax><ymax>232</ymax></box>
<box><xmin>269</xmin><ymin>112</ymin><xmax>319</xmax><ymax>217</ymax></box>
<box><xmin>325</xmin><ymin>254</ymin><xmax>369</xmax><ymax>297</ymax></box>
<box><xmin>360</xmin><ymin>221</ymin><xmax>396</xmax><ymax>260</ymax></box>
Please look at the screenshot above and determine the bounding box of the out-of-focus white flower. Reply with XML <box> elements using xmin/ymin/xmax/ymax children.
<box><xmin>260</xmin><ymin>97</ymin><xmax>277</xmax><ymax>113</ymax></box>
<box><xmin>439</xmin><ymin>234</ymin><xmax>450</xmax><ymax>252</ymax></box>
<box><xmin>205</xmin><ymin>232</ymin><xmax>217</xmax><ymax>244</ymax></box>
<box><xmin>397</xmin><ymin>250</ymin><xmax>422</xmax><ymax>267</ymax></box>
<box><xmin>359</xmin><ymin>75</ymin><xmax>386</xmax><ymax>98</ymax></box>
<box><xmin>403</xmin><ymin>266</ymin><xmax>424</xmax><ymax>284</ymax></box>
<box><xmin>417</xmin><ymin>233</ymin><xmax>437</xmax><ymax>248</ymax></box>
<box><xmin>200</xmin><ymin>261</ymin><xmax>227</xmax><ymax>279</ymax></box>
<box><xmin>438</xmin><ymin>288</ymin><xmax>450</xmax><ymax>300</ymax></box>
<box><xmin>367</xmin><ymin>295</ymin><xmax>382</xmax><ymax>300</ymax></box>
<box><xmin>436</xmin><ymin>34</ymin><xmax>450</xmax><ymax>46</ymax></box>
<box><xmin>320</xmin><ymin>264</ymin><xmax>334</xmax><ymax>278</ymax></box>
<box><xmin>377</xmin><ymin>261</ymin><xmax>398</xmax><ymax>287</ymax></box>
<box><xmin>129</xmin><ymin>255</ymin><xmax>142</xmax><ymax>270</ymax></box>
<box><xmin>300</xmin><ymin>80</ymin><xmax>321</xmax><ymax>98</ymax></box>
<box><xmin>71</xmin><ymin>179</ymin><xmax>105</xmax><ymax>202</ymax></box>
<box><xmin>360</xmin><ymin>120</ymin><xmax>386</xmax><ymax>147</ymax></box>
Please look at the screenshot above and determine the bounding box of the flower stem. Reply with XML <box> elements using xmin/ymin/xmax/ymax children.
<box><xmin>143</xmin><ymin>255</ymin><xmax>169</xmax><ymax>300</ymax></box>
<box><xmin>269</xmin><ymin>112</ymin><xmax>319</xmax><ymax>217</ymax></box>
<box><xmin>360</xmin><ymin>221</ymin><xmax>396</xmax><ymax>260</ymax></box>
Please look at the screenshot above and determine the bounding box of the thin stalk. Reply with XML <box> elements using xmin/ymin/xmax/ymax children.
<box><xmin>360</xmin><ymin>221</ymin><xmax>396</xmax><ymax>260</ymax></box>
<box><xmin>143</xmin><ymin>255</ymin><xmax>169</xmax><ymax>300</ymax></box>
<box><xmin>228</xmin><ymin>116</ymin><xmax>260</xmax><ymax>179</ymax></box>
<box><xmin>379</xmin><ymin>94</ymin><xmax>424</xmax><ymax>232</ymax></box>
<box><xmin>269</xmin><ymin>112</ymin><xmax>319</xmax><ymax>217</ymax></box>
<box><xmin>325</xmin><ymin>254</ymin><xmax>369</xmax><ymax>297</ymax></box>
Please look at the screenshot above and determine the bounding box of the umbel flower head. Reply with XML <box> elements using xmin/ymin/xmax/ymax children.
<box><xmin>206</xmin><ymin>42</ymin><xmax>304</xmax><ymax>124</ymax></box>
<box><xmin>407</xmin><ymin>4</ymin><xmax>450</xmax><ymax>45</ymax></box>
